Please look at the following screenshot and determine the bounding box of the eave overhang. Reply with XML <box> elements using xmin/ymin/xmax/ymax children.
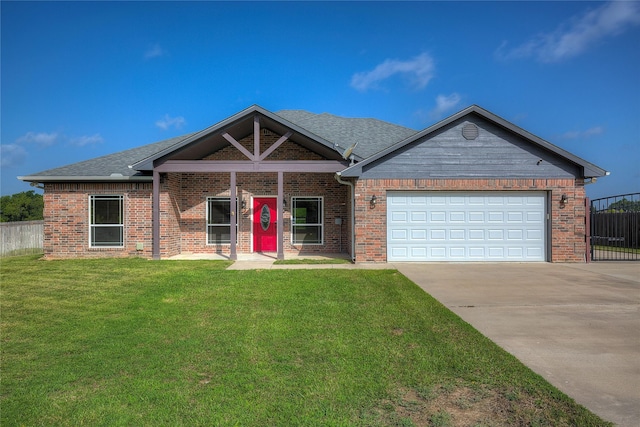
<box><xmin>18</xmin><ymin>175</ymin><xmax>152</xmax><ymax>183</ymax></box>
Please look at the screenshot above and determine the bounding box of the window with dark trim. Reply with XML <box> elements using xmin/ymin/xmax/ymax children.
<box><xmin>291</xmin><ymin>197</ymin><xmax>323</xmax><ymax>245</ymax></box>
<box><xmin>207</xmin><ymin>197</ymin><xmax>238</xmax><ymax>244</ymax></box>
<box><xmin>90</xmin><ymin>195</ymin><xmax>124</xmax><ymax>247</ymax></box>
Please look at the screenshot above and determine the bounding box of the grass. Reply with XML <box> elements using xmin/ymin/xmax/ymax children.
<box><xmin>1</xmin><ymin>256</ymin><xmax>611</xmax><ymax>426</ymax></box>
<box><xmin>592</xmin><ymin>245</ymin><xmax>640</xmax><ymax>254</ymax></box>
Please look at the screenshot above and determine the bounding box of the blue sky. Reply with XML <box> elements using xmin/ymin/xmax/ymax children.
<box><xmin>2</xmin><ymin>1</ymin><xmax>639</xmax><ymax>199</ymax></box>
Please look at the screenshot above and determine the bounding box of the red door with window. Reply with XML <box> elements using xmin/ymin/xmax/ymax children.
<box><xmin>253</xmin><ymin>197</ymin><xmax>277</xmax><ymax>252</ymax></box>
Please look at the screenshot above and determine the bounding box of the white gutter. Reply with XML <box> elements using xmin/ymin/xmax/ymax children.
<box><xmin>334</xmin><ymin>172</ymin><xmax>355</xmax><ymax>262</ymax></box>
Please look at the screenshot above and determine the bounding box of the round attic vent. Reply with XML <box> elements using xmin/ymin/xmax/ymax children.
<box><xmin>462</xmin><ymin>123</ymin><xmax>479</xmax><ymax>140</ymax></box>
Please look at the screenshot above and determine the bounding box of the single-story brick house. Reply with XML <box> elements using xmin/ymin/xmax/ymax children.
<box><xmin>19</xmin><ymin>104</ymin><xmax>607</xmax><ymax>262</ymax></box>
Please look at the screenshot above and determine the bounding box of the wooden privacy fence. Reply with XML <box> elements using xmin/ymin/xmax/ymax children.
<box><xmin>0</xmin><ymin>220</ymin><xmax>44</xmax><ymax>257</ymax></box>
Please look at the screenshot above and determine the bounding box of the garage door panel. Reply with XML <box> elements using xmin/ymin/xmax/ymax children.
<box><xmin>411</xmin><ymin>229</ymin><xmax>427</xmax><ymax>240</ymax></box>
<box><xmin>449</xmin><ymin>211</ymin><xmax>465</xmax><ymax>222</ymax></box>
<box><xmin>388</xmin><ymin>192</ymin><xmax>546</xmax><ymax>262</ymax></box>
<box><xmin>488</xmin><ymin>211</ymin><xmax>504</xmax><ymax>222</ymax></box>
<box><xmin>468</xmin><ymin>247</ymin><xmax>485</xmax><ymax>258</ymax></box>
<box><xmin>450</xmin><ymin>247</ymin><xmax>465</xmax><ymax>257</ymax></box>
<box><xmin>390</xmin><ymin>247</ymin><xmax>408</xmax><ymax>258</ymax></box>
<box><xmin>391</xmin><ymin>211</ymin><xmax>408</xmax><ymax>222</ymax></box>
<box><xmin>411</xmin><ymin>247</ymin><xmax>427</xmax><ymax>257</ymax></box>
<box><xmin>411</xmin><ymin>211</ymin><xmax>427</xmax><ymax>222</ymax></box>
<box><xmin>450</xmin><ymin>229</ymin><xmax>465</xmax><ymax>240</ymax></box>
<box><xmin>430</xmin><ymin>229</ymin><xmax>446</xmax><ymax>240</ymax></box>
<box><xmin>527</xmin><ymin>211</ymin><xmax>543</xmax><ymax>222</ymax></box>
<box><xmin>507</xmin><ymin>229</ymin><xmax>523</xmax><ymax>240</ymax></box>
<box><xmin>469</xmin><ymin>212</ymin><xmax>485</xmax><ymax>222</ymax></box>
<box><xmin>429</xmin><ymin>247</ymin><xmax>446</xmax><ymax>258</ymax></box>
<box><xmin>488</xmin><ymin>229</ymin><xmax>504</xmax><ymax>240</ymax></box>
<box><xmin>469</xmin><ymin>229</ymin><xmax>485</xmax><ymax>240</ymax></box>
<box><xmin>409</xmin><ymin>196</ymin><xmax>427</xmax><ymax>206</ymax></box>
<box><xmin>526</xmin><ymin>229</ymin><xmax>543</xmax><ymax>240</ymax></box>
<box><xmin>527</xmin><ymin>247</ymin><xmax>543</xmax><ymax>258</ymax></box>
<box><xmin>507</xmin><ymin>247</ymin><xmax>523</xmax><ymax>258</ymax></box>
<box><xmin>430</xmin><ymin>212</ymin><xmax>446</xmax><ymax>222</ymax></box>
<box><xmin>507</xmin><ymin>212</ymin><xmax>523</xmax><ymax>222</ymax></box>
<box><xmin>390</xmin><ymin>229</ymin><xmax>408</xmax><ymax>240</ymax></box>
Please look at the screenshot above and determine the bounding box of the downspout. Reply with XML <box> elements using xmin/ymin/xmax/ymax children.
<box><xmin>335</xmin><ymin>172</ymin><xmax>355</xmax><ymax>262</ymax></box>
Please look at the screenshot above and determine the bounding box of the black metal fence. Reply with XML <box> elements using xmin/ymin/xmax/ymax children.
<box><xmin>589</xmin><ymin>193</ymin><xmax>640</xmax><ymax>261</ymax></box>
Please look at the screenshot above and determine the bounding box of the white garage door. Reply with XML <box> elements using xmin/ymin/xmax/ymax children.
<box><xmin>387</xmin><ymin>192</ymin><xmax>546</xmax><ymax>262</ymax></box>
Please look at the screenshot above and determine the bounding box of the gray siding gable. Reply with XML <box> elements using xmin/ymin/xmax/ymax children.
<box><xmin>358</xmin><ymin>116</ymin><xmax>580</xmax><ymax>179</ymax></box>
<box><xmin>341</xmin><ymin>105</ymin><xmax>608</xmax><ymax>179</ymax></box>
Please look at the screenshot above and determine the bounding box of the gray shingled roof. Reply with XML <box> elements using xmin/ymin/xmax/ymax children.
<box><xmin>19</xmin><ymin>105</ymin><xmax>607</xmax><ymax>182</ymax></box>
<box><xmin>20</xmin><ymin>109</ymin><xmax>417</xmax><ymax>181</ymax></box>
<box><xmin>275</xmin><ymin>110</ymin><xmax>417</xmax><ymax>158</ymax></box>
<box><xmin>20</xmin><ymin>133</ymin><xmax>195</xmax><ymax>181</ymax></box>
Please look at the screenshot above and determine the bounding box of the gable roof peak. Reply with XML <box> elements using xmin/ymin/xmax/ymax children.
<box><xmin>340</xmin><ymin>104</ymin><xmax>608</xmax><ymax>179</ymax></box>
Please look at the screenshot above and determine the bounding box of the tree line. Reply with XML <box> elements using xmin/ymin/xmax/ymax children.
<box><xmin>0</xmin><ymin>191</ymin><xmax>44</xmax><ymax>222</ymax></box>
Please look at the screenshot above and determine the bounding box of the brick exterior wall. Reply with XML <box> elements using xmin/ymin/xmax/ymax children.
<box><xmin>170</xmin><ymin>172</ymin><xmax>348</xmax><ymax>256</ymax></box>
<box><xmin>43</xmin><ymin>182</ymin><xmax>153</xmax><ymax>258</ymax></box>
<box><xmin>41</xmin><ymin>128</ymin><xmax>586</xmax><ymax>263</ymax></box>
<box><xmin>354</xmin><ymin>178</ymin><xmax>586</xmax><ymax>263</ymax></box>
<box><xmin>41</xmin><ymin>130</ymin><xmax>350</xmax><ymax>259</ymax></box>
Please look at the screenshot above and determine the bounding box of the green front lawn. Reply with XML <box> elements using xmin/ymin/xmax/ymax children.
<box><xmin>1</xmin><ymin>256</ymin><xmax>610</xmax><ymax>426</ymax></box>
<box><xmin>592</xmin><ymin>245</ymin><xmax>640</xmax><ymax>254</ymax></box>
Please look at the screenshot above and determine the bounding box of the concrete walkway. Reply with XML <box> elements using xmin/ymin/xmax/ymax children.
<box><xmin>394</xmin><ymin>262</ymin><xmax>640</xmax><ymax>427</ymax></box>
<box><xmin>228</xmin><ymin>257</ymin><xmax>391</xmax><ymax>270</ymax></box>
<box><xmin>169</xmin><ymin>253</ymin><xmax>391</xmax><ymax>270</ymax></box>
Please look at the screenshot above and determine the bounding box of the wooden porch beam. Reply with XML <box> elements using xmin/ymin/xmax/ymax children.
<box><xmin>222</xmin><ymin>132</ymin><xmax>255</xmax><ymax>161</ymax></box>
<box><xmin>230</xmin><ymin>172</ymin><xmax>237</xmax><ymax>261</ymax></box>
<box><xmin>254</xmin><ymin>115</ymin><xmax>260</xmax><ymax>160</ymax></box>
<box><xmin>277</xmin><ymin>171</ymin><xmax>284</xmax><ymax>260</ymax></box>
<box><xmin>259</xmin><ymin>131</ymin><xmax>292</xmax><ymax>161</ymax></box>
<box><xmin>152</xmin><ymin>170</ymin><xmax>160</xmax><ymax>260</ymax></box>
<box><xmin>155</xmin><ymin>160</ymin><xmax>347</xmax><ymax>173</ymax></box>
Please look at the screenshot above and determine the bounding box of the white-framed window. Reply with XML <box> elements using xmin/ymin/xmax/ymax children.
<box><xmin>291</xmin><ymin>197</ymin><xmax>323</xmax><ymax>245</ymax></box>
<box><xmin>89</xmin><ymin>195</ymin><xmax>124</xmax><ymax>247</ymax></box>
<box><xmin>206</xmin><ymin>197</ymin><xmax>238</xmax><ymax>244</ymax></box>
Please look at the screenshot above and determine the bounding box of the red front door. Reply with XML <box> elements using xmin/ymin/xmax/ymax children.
<box><xmin>253</xmin><ymin>197</ymin><xmax>277</xmax><ymax>252</ymax></box>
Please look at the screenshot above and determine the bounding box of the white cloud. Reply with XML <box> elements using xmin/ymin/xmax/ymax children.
<box><xmin>155</xmin><ymin>114</ymin><xmax>186</xmax><ymax>130</ymax></box>
<box><xmin>144</xmin><ymin>44</ymin><xmax>167</xmax><ymax>60</ymax></box>
<box><xmin>69</xmin><ymin>134</ymin><xmax>104</xmax><ymax>147</ymax></box>
<box><xmin>351</xmin><ymin>52</ymin><xmax>435</xmax><ymax>92</ymax></box>
<box><xmin>0</xmin><ymin>144</ymin><xmax>28</xmax><ymax>167</ymax></box>
<box><xmin>561</xmin><ymin>126</ymin><xmax>604</xmax><ymax>140</ymax></box>
<box><xmin>496</xmin><ymin>1</ymin><xmax>640</xmax><ymax>63</ymax></box>
<box><xmin>429</xmin><ymin>93</ymin><xmax>461</xmax><ymax>120</ymax></box>
<box><xmin>15</xmin><ymin>131</ymin><xmax>59</xmax><ymax>147</ymax></box>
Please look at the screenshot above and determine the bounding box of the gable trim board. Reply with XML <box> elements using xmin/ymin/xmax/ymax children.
<box><xmin>18</xmin><ymin>105</ymin><xmax>607</xmax><ymax>263</ymax></box>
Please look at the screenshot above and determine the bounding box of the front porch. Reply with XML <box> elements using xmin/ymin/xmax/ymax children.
<box><xmin>137</xmin><ymin>108</ymin><xmax>353</xmax><ymax>261</ymax></box>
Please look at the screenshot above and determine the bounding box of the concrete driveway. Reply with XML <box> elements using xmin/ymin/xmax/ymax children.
<box><xmin>394</xmin><ymin>262</ymin><xmax>640</xmax><ymax>427</ymax></box>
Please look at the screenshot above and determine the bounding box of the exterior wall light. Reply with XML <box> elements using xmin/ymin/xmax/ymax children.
<box><xmin>560</xmin><ymin>194</ymin><xmax>568</xmax><ymax>204</ymax></box>
<box><xmin>370</xmin><ymin>194</ymin><xmax>377</xmax><ymax>208</ymax></box>
<box><xmin>241</xmin><ymin>199</ymin><xmax>247</xmax><ymax>210</ymax></box>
